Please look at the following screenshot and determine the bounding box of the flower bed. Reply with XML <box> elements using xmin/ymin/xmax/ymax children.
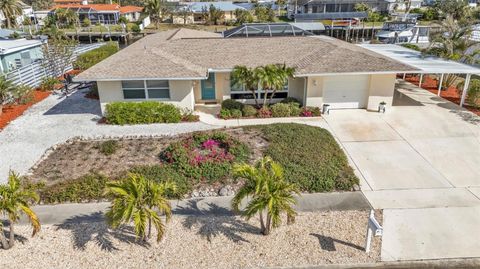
<box><xmin>218</xmin><ymin>98</ymin><xmax>321</xmax><ymax>119</ymax></box>
<box><xmin>0</xmin><ymin>90</ymin><xmax>51</xmax><ymax>130</ymax></box>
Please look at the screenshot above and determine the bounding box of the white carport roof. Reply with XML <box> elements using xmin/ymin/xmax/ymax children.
<box><xmin>359</xmin><ymin>44</ymin><xmax>480</xmax><ymax>75</ymax></box>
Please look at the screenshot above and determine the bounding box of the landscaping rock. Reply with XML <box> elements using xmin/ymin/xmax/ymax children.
<box><xmin>219</xmin><ymin>185</ymin><xmax>235</xmax><ymax>196</ymax></box>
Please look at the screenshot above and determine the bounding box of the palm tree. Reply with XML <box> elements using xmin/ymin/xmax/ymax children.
<box><xmin>231</xmin><ymin>65</ymin><xmax>260</xmax><ymax>107</ymax></box>
<box><xmin>105</xmin><ymin>174</ymin><xmax>176</xmax><ymax>242</ymax></box>
<box><xmin>144</xmin><ymin>0</ymin><xmax>170</xmax><ymax>29</ymax></box>
<box><xmin>55</xmin><ymin>8</ymin><xmax>79</xmax><ymax>28</ymax></box>
<box><xmin>0</xmin><ymin>76</ymin><xmax>17</xmax><ymax>117</ymax></box>
<box><xmin>232</xmin><ymin>157</ymin><xmax>299</xmax><ymax>235</ymax></box>
<box><xmin>0</xmin><ymin>0</ymin><xmax>23</xmax><ymax>29</ymax></box>
<box><xmin>255</xmin><ymin>64</ymin><xmax>295</xmax><ymax>106</ymax></box>
<box><xmin>0</xmin><ymin>171</ymin><xmax>41</xmax><ymax>250</ymax></box>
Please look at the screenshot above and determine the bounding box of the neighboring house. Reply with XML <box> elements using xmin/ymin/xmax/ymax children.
<box><xmin>0</xmin><ymin>38</ymin><xmax>43</xmax><ymax>74</ymax></box>
<box><xmin>0</xmin><ymin>0</ymin><xmax>33</xmax><ymax>27</ymax></box>
<box><xmin>384</xmin><ymin>0</ymin><xmax>423</xmax><ymax>11</ymax></box>
<box><xmin>49</xmin><ymin>0</ymin><xmax>143</xmax><ymax>24</ymax></box>
<box><xmin>173</xmin><ymin>2</ymin><xmax>246</xmax><ymax>24</ymax></box>
<box><xmin>74</xmin><ymin>28</ymin><xmax>417</xmax><ymax>114</ymax></box>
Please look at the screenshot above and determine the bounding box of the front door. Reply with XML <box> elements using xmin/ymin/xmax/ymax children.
<box><xmin>201</xmin><ymin>73</ymin><xmax>216</xmax><ymax>100</ymax></box>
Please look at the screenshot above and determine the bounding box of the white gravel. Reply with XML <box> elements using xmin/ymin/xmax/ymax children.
<box><xmin>0</xmin><ymin>211</ymin><xmax>380</xmax><ymax>269</ymax></box>
<box><xmin>0</xmin><ymin>89</ymin><xmax>218</xmax><ymax>183</ymax></box>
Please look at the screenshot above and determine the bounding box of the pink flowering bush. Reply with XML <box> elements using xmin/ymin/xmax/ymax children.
<box><xmin>161</xmin><ymin>132</ymin><xmax>250</xmax><ymax>183</ymax></box>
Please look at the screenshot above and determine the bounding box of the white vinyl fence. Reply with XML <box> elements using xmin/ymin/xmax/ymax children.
<box><xmin>5</xmin><ymin>42</ymin><xmax>107</xmax><ymax>88</ymax></box>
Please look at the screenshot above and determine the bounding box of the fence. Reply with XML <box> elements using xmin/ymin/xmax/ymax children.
<box><xmin>5</xmin><ymin>42</ymin><xmax>107</xmax><ymax>88</ymax></box>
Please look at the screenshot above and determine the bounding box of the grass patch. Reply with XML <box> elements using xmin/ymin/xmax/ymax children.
<box><xmin>249</xmin><ymin>123</ymin><xmax>358</xmax><ymax>192</ymax></box>
<box><xmin>98</xmin><ymin>140</ymin><xmax>120</xmax><ymax>156</ymax></box>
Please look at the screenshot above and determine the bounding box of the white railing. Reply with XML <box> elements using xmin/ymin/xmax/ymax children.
<box><xmin>5</xmin><ymin>42</ymin><xmax>108</xmax><ymax>88</ymax></box>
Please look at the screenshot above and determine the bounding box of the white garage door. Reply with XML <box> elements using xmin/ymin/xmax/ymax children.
<box><xmin>323</xmin><ymin>75</ymin><xmax>369</xmax><ymax>109</ymax></box>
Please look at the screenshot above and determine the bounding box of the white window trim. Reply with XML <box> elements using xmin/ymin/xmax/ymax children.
<box><xmin>122</xmin><ymin>80</ymin><xmax>171</xmax><ymax>101</ymax></box>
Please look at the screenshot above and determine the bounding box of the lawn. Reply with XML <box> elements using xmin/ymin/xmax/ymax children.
<box><xmin>28</xmin><ymin>124</ymin><xmax>358</xmax><ymax>204</ymax></box>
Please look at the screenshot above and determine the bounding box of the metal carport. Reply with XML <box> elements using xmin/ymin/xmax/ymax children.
<box><xmin>360</xmin><ymin>44</ymin><xmax>480</xmax><ymax>107</ymax></box>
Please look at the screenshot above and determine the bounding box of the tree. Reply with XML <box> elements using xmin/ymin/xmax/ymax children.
<box><xmin>55</xmin><ymin>8</ymin><xmax>79</xmax><ymax>28</ymax></box>
<box><xmin>105</xmin><ymin>174</ymin><xmax>176</xmax><ymax>242</ymax></box>
<box><xmin>254</xmin><ymin>5</ymin><xmax>275</xmax><ymax>22</ymax></box>
<box><xmin>457</xmin><ymin>79</ymin><xmax>480</xmax><ymax>106</ymax></box>
<box><xmin>434</xmin><ymin>0</ymin><xmax>469</xmax><ymax>21</ymax></box>
<box><xmin>82</xmin><ymin>18</ymin><xmax>91</xmax><ymax>27</ymax></box>
<box><xmin>354</xmin><ymin>3</ymin><xmax>370</xmax><ymax>12</ymax></box>
<box><xmin>255</xmin><ymin>64</ymin><xmax>295</xmax><ymax>106</ymax></box>
<box><xmin>202</xmin><ymin>4</ymin><xmax>224</xmax><ymax>25</ymax></box>
<box><xmin>0</xmin><ymin>171</ymin><xmax>41</xmax><ymax>250</ymax></box>
<box><xmin>42</xmin><ymin>36</ymin><xmax>78</xmax><ymax>78</ymax></box>
<box><xmin>275</xmin><ymin>0</ymin><xmax>286</xmax><ymax>16</ymax></box>
<box><xmin>0</xmin><ymin>0</ymin><xmax>23</xmax><ymax>28</ymax></box>
<box><xmin>0</xmin><ymin>77</ymin><xmax>17</xmax><ymax>116</ymax></box>
<box><xmin>231</xmin><ymin>65</ymin><xmax>260</xmax><ymax>107</ymax></box>
<box><xmin>234</xmin><ymin>8</ymin><xmax>253</xmax><ymax>25</ymax></box>
<box><xmin>144</xmin><ymin>0</ymin><xmax>171</xmax><ymax>29</ymax></box>
<box><xmin>231</xmin><ymin>157</ymin><xmax>299</xmax><ymax>235</ymax></box>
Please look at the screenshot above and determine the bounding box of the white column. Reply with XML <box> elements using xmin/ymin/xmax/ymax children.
<box><xmin>403</xmin><ymin>73</ymin><xmax>406</xmax><ymax>80</ymax></box>
<box><xmin>437</xmin><ymin>74</ymin><xmax>444</xmax><ymax>96</ymax></box>
<box><xmin>419</xmin><ymin>74</ymin><xmax>424</xmax><ymax>88</ymax></box>
<box><xmin>460</xmin><ymin>74</ymin><xmax>471</xmax><ymax>107</ymax></box>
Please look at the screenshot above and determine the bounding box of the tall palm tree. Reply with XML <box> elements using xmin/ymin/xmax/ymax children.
<box><xmin>105</xmin><ymin>174</ymin><xmax>176</xmax><ymax>242</ymax></box>
<box><xmin>0</xmin><ymin>171</ymin><xmax>41</xmax><ymax>250</ymax></box>
<box><xmin>144</xmin><ymin>0</ymin><xmax>170</xmax><ymax>29</ymax></box>
<box><xmin>231</xmin><ymin>65</ymin><xmax>260</xmax><ymax>107</ymax></box>
<box><xmin>0</xmin><ymin>0</ymin><xmax>23</xmax><ymax>29</ymax></box>
<box><xmin>232</xmin><ymin>157</ymin><xmax>299</xmax><ymax>235</ymax></box>
<box><xmin>55</xmin><ymin>8</ymin><xmax>78</xmax><ymax>28</ymax></box>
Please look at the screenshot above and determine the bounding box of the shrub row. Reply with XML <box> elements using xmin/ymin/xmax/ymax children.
<box><xmin>105</xmin><ymin>101</ymin><xmax>182</xmax><ymax>125</ymax></box>
<box><xmin>249</xmin><ymin>123</ymin><xmax>359</xmax><ymax>192</ymax></box>
<box><xmin>74</xmin><ymin>42</ymin><xmax>119</xmax><ymax>70</ymax></box>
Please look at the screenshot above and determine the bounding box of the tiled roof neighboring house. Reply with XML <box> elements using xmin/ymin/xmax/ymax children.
<box><xmin>75</xmin><ymin>28</ymin><xmax>418</xmax><ymax>81</ymax></box>
<box><xmin>51</xmin><ymin>3</ymin><xmax>143</xmax><ymax>13</ymax></box>
<box><xmin>119</xmin><ymin>6</ymin><xmax>144</xmax><ymax>14</ymax></box>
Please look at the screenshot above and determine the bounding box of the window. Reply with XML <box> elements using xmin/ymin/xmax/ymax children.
<box><xmin>122</xmin><ymin>80</ymin><xmax>170</xmax><ymax>100</ymax></box>
<box><xmin>122</xmin><ymin>80</ymin><xmax>145</xmax><ymax>99</ymax></box>
<box><xmin>230</xmin><ymin>80</ymin><xmax>289</xmax><ymax>100</ymax></box>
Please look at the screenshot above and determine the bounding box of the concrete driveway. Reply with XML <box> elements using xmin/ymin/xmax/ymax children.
<box><xmin>323</xmin><ymin>81</ymin><xmax>480</xmax><ymax>262</ymax></box>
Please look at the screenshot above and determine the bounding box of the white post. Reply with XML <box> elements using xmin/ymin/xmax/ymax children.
<box><xmin>460</xmin><ymin>74</ymin><xmax>471</xmax><ymax>107</ymax></box>
<box><xmin>437</xmin><ymin>74</ymin><xmax>444</xmax><ymax>96</ymax></box>
<box><xmin>403</xmin><ymin>73</ymin><xmax>406</xmax><ymax>80</ymax></box>
<box><xmin>365</xmin><ymin>223</ymin><xmax>373</xmax><ymax>253</ymax></box>
<box><xmin>419</xmin><ymin>74</ymin><xmax>424</xmax><ymax>88</ymax></box>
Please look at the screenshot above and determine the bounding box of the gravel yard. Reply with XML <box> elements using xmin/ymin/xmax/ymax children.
<box><xmin>0</xmin><ymin>211</ymin><xmax>380</xmax><ymax>269</ymax></box>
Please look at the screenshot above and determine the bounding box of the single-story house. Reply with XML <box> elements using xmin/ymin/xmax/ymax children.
<box><xmin>173</xmin><ymin>2</ymin><xmax>246</xmax><ymax>24</ymax></box>
<box><xmin>0</xmin><ymin>38</ymin><xmax>43</xmax><ymax>73</ymax></box>
<box><xmin>74</xmin><ymin>28</ymin><xmax>418</xmax><ymax>114</ymax></box>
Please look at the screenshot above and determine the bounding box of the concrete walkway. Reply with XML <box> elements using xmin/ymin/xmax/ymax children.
<box><xmin>27</xmin><ymin>192</ymin><xmax>370</xmax><ymax>225</ymax></box>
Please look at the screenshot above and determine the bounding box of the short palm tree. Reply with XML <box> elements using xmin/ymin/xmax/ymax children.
<box><xmin>105</xmin><ymin>174</ymin><xmax>176</xmax><ymax>242</ymax></box>
<box><xmin>255</xmin><ymin>64</ymin><xmax>295</xmax><ymax>106</ymax></box>
<box><xmin>0</xmin><ymin>0</ymin><xmax>23</xmax><ymax>29</ymax></box>
<box><xmin>232</xmin><ymin>157</ymin><xmax>299</xmax><ymax>235</ymax></box>
<box><xmin>0</xmin><ymin>171</ymin><xmax>41</xmax><ymax>250</ymax></box>
<box><xmin>0</xmin><ymin>77</ymin><xmax>17</xmax><ymax>116</ymax></box>
<box><xmin>231</xmin><ymin>65</ymin><xmax>260</xmax><ymax>107</ymax></box>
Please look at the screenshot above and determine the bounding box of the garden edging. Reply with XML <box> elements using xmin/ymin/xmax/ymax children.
<box><xmin>197</xmin><ymin>111</ymin><xmax>323</xmax><ymax>126</ymax></box>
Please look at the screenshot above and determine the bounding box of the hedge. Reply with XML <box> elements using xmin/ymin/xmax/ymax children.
<box><xmin>105</xmin><ymin>101</ymin><xmax>182</xmax><ymax>125</ymax></box>
<box><xmin>74</xmin><ymin>42</ymin><xmax>119</xmax><ymax>70</ymax></box>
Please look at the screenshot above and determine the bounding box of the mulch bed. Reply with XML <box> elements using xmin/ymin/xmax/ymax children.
<box><xmin>403</xmin><ymin>75</ymin><xmax>480</xmax><ymax>116</ymax></box>
<box><xmin>0</xmin><ymin>90</ymin><xmax>51</xmax><ymax>130</ymax></box>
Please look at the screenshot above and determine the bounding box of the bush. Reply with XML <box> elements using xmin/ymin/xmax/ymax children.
<box><xmin>288</xmin><ymin>102</ymin><xmax>301</xmax><ymax>116</ymax></box>
<box><xmin>160</xmin><ymin>132</ymin><xmax>250</xmax><ymax>183</ymax></box>
<box><xmin>280</xmin><ymin>97</ymin><xmax>300</xmax><ymax>104</ymax></box>
<box><xmin>181</xmin><ymin>108</ymin><xmax>199</xmax><ymax>122</ymax></box>
<box><xmin>301</xmin><ymin>106</ymin><xmax>321</xmax><ymax>117</ymax></box>
<box><xmin>221</xmin><ymin>99</ymin><xmax>244</xmax><ymax>111</ymax></box>
<box><xmin>37</xmin><ymin>173</ymin><xmax>109</xmax><ymax>204</ymax></box>
<box><xmin>457</xmin><ymin>79</ymin><xmax>480</xmax><ymax>106</ymax></box>
<box><xmin>271</xmin><ymin>103</ymin><xmax>291</xmax><ymax>117</ymax></box>
<box><xmin>12</xmin><ymin>84</ymin><xmax>34</xmax><ymax>105</ymax></box>
<box><xmin>400</xmin><ymin>43</ymin><xmax>421</xmax><ymax>51</ymax></box>
<box><xmin>105</xmin><ymin>101</ymin><xmax>182</xmax><ymax>125</ymax></box>
<box><xmin>250</xmin><ymin>123</ymin><xmax>358</xmax><ymax>192</ymax></box>
<box><xmin>219</xmin><ymin>109</ymin><xmax>232</xmax><ymax>119</ymax></box>
<box><xmin>40</xmin><ymin>77</ymin><xmax>60</xmax><ymax>91</ymax></box>
<box><xmin>82</xmin><ymin>18</ymin><xmax>91</xmax><ymax>27</ymax></box>
<box><xmin>257</xmin><ymin>106</ymin><xmax>272</xmax><ymax>118</ymax></box>
<box><xmin>242</xmin><ymin>105</ymin><xmax>257</xmax><ymax>117</ymax></box>
<box><xmin>230</xmin><ymin>109</ymin><xmax>242</xmax><ymax>118</ymax></box>
<box><xmin>74</xmin><ymin>42</ymin><xmax>119</xmax><ymax>70</ymax></box>
<box><xmin>98</xmin><ymin>140</ymin><xmax>119</xmax><ymax>156</ymax></box>
<box><xmin>128</xmin><ymin>165</ymin><xmax>189</xmax><ymax>198</ymax></box>
<box><xmin>130</xmin><ymin>24</ymin><xmax>141</xmax><ymax>33</ymax></box>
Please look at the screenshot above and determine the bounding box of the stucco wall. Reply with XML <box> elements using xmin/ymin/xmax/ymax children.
<box><xmin>96</xmin><ymin>80</ymin><xmax>194</xmax><ymax>114</ymax></box>
<box><xmin>215</xmin><ymin>72</ymin><xmax>231</xmax><ymax>101</ymax></box>
<box><xmin>367</xmin><ymin>74</ymin><xmax>396</xmax><ymax>111</ymax></box>
<box><xmin>288</xmin><ymin>77</ymin><xmax>305</xmax><ymax>105</ymax></box>
<box><xmin>305</xmin><ymin>76</ymin><xmax>323</xmax><ymax>107</ymax></box>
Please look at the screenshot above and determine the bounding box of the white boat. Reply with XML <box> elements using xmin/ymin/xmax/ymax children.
<box><xmin>376</xmin><ymin>21</ymin><xmax>430</xmax><ymax>44</ymax></box>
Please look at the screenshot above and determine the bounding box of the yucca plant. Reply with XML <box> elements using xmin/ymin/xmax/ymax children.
<box><xmin>105</xmin><ymin>174</ymin><xmax>176</xmax><ymax>242</ymax></box>
<box><xmin>232</xmin><ymin>157</ymin><xmax>299</xmax><ymax>235</ymax></box>
<box><xmin>0</xmin><ymin>171</ymin><xmax>41</xmax><ymax>250</ymax></box>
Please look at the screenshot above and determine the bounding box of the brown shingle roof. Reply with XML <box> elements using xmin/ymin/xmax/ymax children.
<box><xmin>76</xmin><ymin>28</ymin><xmax>418</xmax><ymax>81</ymax></box>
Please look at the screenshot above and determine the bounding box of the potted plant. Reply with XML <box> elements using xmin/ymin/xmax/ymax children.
<box><xmin>378</xmin><ymin>101</ymin><xmax>386</xmax><ymax>113</ymax></box>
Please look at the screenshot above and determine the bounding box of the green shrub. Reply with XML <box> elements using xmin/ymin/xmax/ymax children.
<box><xmin>219</xmin><ymin>109</ymin><xmax>232</xmax><ymax>119</ymax></box>
<box><xmin>130</xmin><ymin>24</ymin><xmax>141</xmax><ymax>33</ymax></box>
<box><xmin>98</xmin><ymin>140</ymin><xmax>119</xmax><ymax>156</ymax></box>
<box><xmin>105</xmin><ymin>101</ymin><xmax>182</xmax><ymax>125</ymax></box>
<box><xmin>38</xmin><ymin>173</ymin><xmax>109</xmax><ymax>204</ymax></box>
<box><xmin>221</xmin><ymin>99</ymin><xmax>244</xmax><ymax>111</ymax></box>
<box><xmin>400</xmin><ymin>43</ymin><xmax>421</xmax><ymax>51</ymax></box>
<box><xmin>230</xmin><ymin>109</ymin><xmax>242</xmax><ymax>118</ymax></box>
<box><xmin>271</xmin><ymin>103</ymin><xmax>291</xmax><ymax>117</ymax></box>
<box><xmin>457</xmin><ymin>79</ymin><xmax>480</xmax><ymax>106</ymax></box>
<box><xmin>74</xmin><ymin>42</ymin><xmax>119</xmax><ymax>70</ymax></box>
<box><xmin>82</xmin><ymin>18</ymin><xmax>91</xmax><ymax>27</ymax></box>
<box><xmin>242</xmin><ymin>105</ymin><xmax>257</xmax><ymax>117</ymax></box>
<box><xmin>257</xmin><ymin>106</ymin><xmax>272</xmax><ymax>118</ymax></box>
<box><xmin>288</xmin><ymin>102</ymin><xmax>301</xmax><ymax>116</ymax></box>
<box><xmin>250</xmin><ymin>123</ymin><xmax>358</xmax><ymax>192</ymax></box>
<box><xmin>280</xmin><ymin>97</ymin><xmax>300</xmax><ymax>104</ymax></box>
<box><xmin>128</xmin><ymin>165</ymin><xmax>189</xmax><ymax>198</ymax></box>
<box><xmin>181</xmin><ymin>109</ymin><xmax>199</xmax><ymax>122</ymax></box>
<box><xmin>40</xmin><ymin>77</ymin><xmax>60</xmax><ymax>91</ymax></box>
